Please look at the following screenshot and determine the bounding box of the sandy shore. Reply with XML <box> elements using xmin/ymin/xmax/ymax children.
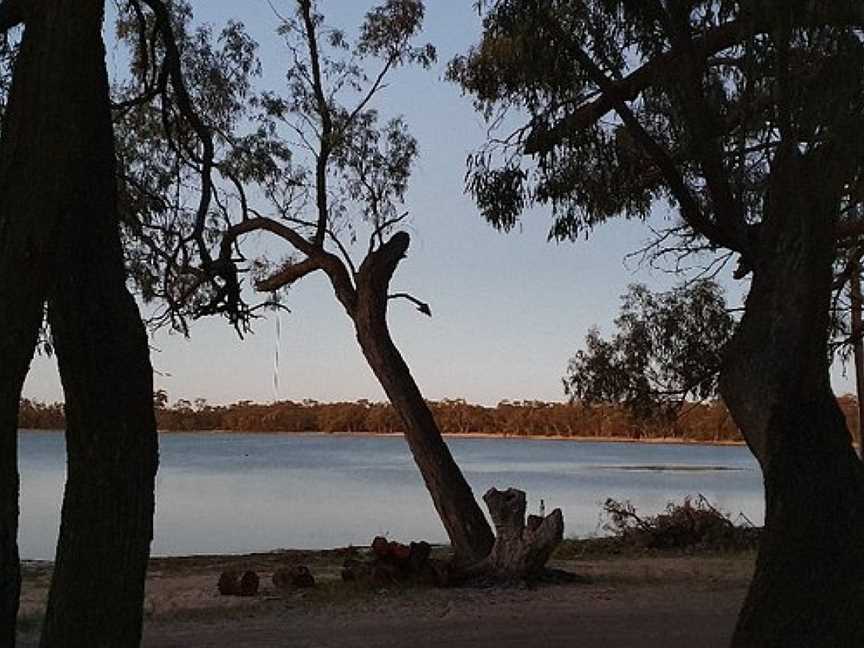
<box><xmin>17</xmin><ymin>546</ymin><xmax>755</xmax><ymax>647</ymax></box>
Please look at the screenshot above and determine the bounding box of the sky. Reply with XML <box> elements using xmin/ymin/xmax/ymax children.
<box><xmin>21</xmin><ymin>0</ymin><xmax>859</xmax><ymax>406</ymax></box>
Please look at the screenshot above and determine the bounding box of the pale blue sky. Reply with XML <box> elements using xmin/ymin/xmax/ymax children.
<box><xmin>22</xmin><ymin>0</ymin><xmax>856</xmax><ymax>406</ymax></box>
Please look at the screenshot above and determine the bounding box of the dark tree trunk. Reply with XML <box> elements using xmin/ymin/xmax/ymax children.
<box><xmin>349</xmin><ymin>233</ymin><xmax>495</xmax><ymax>564</ymax></box>
<box><xmin>41</xmin><ymin>268</ymin><xmax>158</xmax><ymax>647</ymax></box>
<box><xmin>850</xmin><ymin>256</ymin><xmax>864</xmax><ymax>457</ymax></box>
<box><xmin>0</xmin><ymin>250</ymin><xmax>44</xmax><ymax>646</ymax></box>
<box><xmin>720</xmin><ymin>146</ymin><xmax>864</xmax><ymax>647</ymax></box>
<box><xmin>0</xmin><ymin>0</ymin><xmax>93</xmax><ymax>641</ymax></box>
<box><xmin>0</xmin><ymin>1</ymin><xmax>158</xmax><ymax>645</ymax></box>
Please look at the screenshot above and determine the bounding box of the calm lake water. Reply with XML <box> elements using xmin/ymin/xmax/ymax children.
<box><xmin>18</xmin><ymin>431</ymin><xmax>763</xmax><ymax>560</ymax></box>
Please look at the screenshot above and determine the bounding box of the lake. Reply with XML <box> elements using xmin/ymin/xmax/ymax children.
<box><xmin>18</xmin><ymin>431</ymin><xmax>763</xmax><ymax>560</ymax></box>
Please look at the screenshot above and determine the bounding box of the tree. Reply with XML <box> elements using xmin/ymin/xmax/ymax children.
<box><xmin>0</xmin><ymin>0</ymin><xmax>202</xmax><ymax>644</ymax></box>
<box><xmin>452</xmin><ymin>2</ymin><xmax>864</xmax><ymax>645</ymax></box>
<box><xmin>565</xmin><ymin>281</ymin><xmax>734</xmax><ymax>424</ymax></box>
<box><xmin>114</xmin><ymin>0</ymin><xmax>496</xmax><ymax>565</ymax></box>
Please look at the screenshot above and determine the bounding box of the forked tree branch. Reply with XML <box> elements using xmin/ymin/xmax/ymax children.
<box><xmin>525</xmin><ymin>4</ymin><xmax>864</xmax><ymax>156</ymax></box>
<box><xmin>569</xmin><ymin>43</ymin><xmax>744</xmax><ymax>253</ymax></box>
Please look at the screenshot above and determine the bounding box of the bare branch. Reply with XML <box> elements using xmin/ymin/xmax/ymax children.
<box><xmin>389</xmin><ymin>292</ymin><xmax>431</xmax><ymax>317</ymax></box>
<box><xmin>256</xmin><ymin>257</ymin><xmax>322</xmax><ymax>291</ymax></box>
<box><xmin>298</xmin><ymin>0</ymin><xmax>333</xmax><ymax>248</ymax></box>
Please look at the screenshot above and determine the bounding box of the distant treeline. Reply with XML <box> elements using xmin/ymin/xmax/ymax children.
<box><xmin>19</xmin><ymin>394</ymin><xmax>863</xmax><ymax>443</ymax></box>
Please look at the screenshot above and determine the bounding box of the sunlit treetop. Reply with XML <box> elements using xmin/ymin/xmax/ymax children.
<box><xmin>449</xmin><ymin>1</ymin><xmax>864</xmax><ymax>270</ymax></box>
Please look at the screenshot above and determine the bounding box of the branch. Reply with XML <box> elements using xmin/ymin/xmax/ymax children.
<box><xmin>525</xmin><ymin>0</ymin><xmax>864</xmax><ymax>157</ymax></box>
<box><xmin>569</xmin><ymin>44</ymin><xmax>742</xmax><ymax>252</ymax></box>
<box><xmin>388</xmin><ymin>292</ymin><xmax>432</xmax><ymax>317</ymax></box>
<box><xmin>525</xmin><ymin>16</ymin><xmax>761</xmax><ymax>155</ymax></box>
<box><xmin>256</xmin><ymin>257</ymin><xmax>323</xmax><ymax>291</ymax></box>
<box><xmin>140</xmin><ymin>0</ymin><xmax>216</xmax><ymax>265</ymax></box>
<box><xmin>221</xmin><ymin>217</ymin><xmax>316</xmax><ymax>259</ymax></box>
<box><xmin>298</xmin><ymin>0</ymin><xmax>333</xmax><ymax>248</ymax></box>
<box><xmin>221</xmin><ymin>216</ymin><xmax>358</xmax><ymax>314</ymax></box>
<box><xmin>665</xmin><ymin>7</ymin><xmax>748</xmax><ymax>248</ymax></box>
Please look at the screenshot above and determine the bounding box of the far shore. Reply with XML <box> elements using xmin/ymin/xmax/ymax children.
<box><xmin>20</xmin><ymin>427</ymin><xmax>747</xmax><ymax>447</ymax></box>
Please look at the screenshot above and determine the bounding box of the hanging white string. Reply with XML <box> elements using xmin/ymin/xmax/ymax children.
<box><xmin>273</xmin><ymin>309</ymin><xmax>281</xmax><ymax>402</ymax></box>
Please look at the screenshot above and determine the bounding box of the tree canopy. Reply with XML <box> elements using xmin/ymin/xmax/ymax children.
<box><xmin>450</xmin><ymin>1</ymin><xmax>864</xmax><ymax>263</ymax></box>
<box><xmin>565</xmin><ymin>280</ymin><xmax>734</xmax><ymax>422</ymax></box>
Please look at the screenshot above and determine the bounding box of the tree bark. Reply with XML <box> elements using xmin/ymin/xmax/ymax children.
<box><xmin>0</xmin><ymin>244</ymin><xmax>44</xmax><ymax>647</ymax></box>
<box><xmin>465</xmin><ymin>488</ymin><xmax>563</xmax><ymax>580</ymax></box>
<box><xmin>0</xmin><ymin>1</ymin><xmax>159</xmax><ymax>645</ymax></box>
<box><xmin>850</xmin><ymin>256</ymin><xmax>864</xmax><ymax>458</ymax></box>
<box><xmin>349</xmin><ymin>233</ymin><xmax>495</xmax><ymax>565</ymax></box>
<box><xmin>720</xmin><ymin>146</ymin><xmax>864</xmax><ymax>647</ymax></box>
<box><xmin>0</xmin><ymin>0</ymin><xmax>89</xmax><ymax>641</ymax></box>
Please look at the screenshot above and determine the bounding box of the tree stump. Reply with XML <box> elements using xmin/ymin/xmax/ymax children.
<box><xmin>467</xmin><ymin>488</ymin><xmax>564</xmax><ymax>580</ymax></box>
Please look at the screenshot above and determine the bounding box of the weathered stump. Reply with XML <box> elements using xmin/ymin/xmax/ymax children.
<box><xmin>217</xmin><ymin>570</ymin><xmax>260</xmax><ymax>596</ymax></box>
<box><xmin>466</xmin><ymin>488</ymin><xmax>564</xmax><ymax>580</ymax></box>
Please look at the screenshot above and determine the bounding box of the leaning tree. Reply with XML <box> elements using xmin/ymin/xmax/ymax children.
<box><xmin>452</xmin><ymin>1</ymin><xmax>864</xmax><ymax>645</ymax></box>
<box><xmin>114</xmin><ymin>0</ymin><xmax>500</xmax><ymax>566</ymax></box>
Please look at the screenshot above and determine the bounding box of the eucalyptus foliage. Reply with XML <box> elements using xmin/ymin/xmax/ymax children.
<box><xmin>565</xmin><ymin>280</ymin><xmax>734</xmax><ymax>422</ymax></box>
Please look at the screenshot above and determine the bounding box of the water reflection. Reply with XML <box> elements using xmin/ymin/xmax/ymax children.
<box><xmin>19</xmin><ymin>431</ymin><xmax>764</xmax><ymax>560</ymax></box>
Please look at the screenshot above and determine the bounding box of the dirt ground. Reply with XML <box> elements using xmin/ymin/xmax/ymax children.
<box><xmin>17</xmin><ymin>547</ymin><xmax>755</xmax><ymax>648</ymax></box>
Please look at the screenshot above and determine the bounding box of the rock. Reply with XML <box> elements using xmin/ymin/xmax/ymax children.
<box><xmin>218</xmin><ymin>570</ymin><xmax>260</xmax><ymax>596</ymax></box>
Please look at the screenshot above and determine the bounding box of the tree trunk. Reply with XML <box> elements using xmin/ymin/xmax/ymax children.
<box><xmin>720</xmin><ymin>146</ymin><xmax>864</xmax><ymax>647</ymax></box>
<box><xmin>0</xmin><ymin>1</ymin><xmax>159</xmax><ymax>645</ymax></box>
<box><xmin>850</xmin><ymin>256</ymin><xmax>864</xmax><ymax>458</ymax></box>
<box><xmin>0</xmin><ymin>0</ymin><xmax>99</xmax><ymax>641</ymax></box>
<box><xmin>349</xmin><ymin>233</ymin><xmax>495</xmax><ymax>565</ymax></box>
<box><xmin>0</xmin><ymin>247</ymin><xmax>44</xmax><ymax>646</ymax></box>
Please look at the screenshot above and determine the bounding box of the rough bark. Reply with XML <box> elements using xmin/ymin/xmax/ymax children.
<box><xmin>0</xmin><ymin>1</ymin><xmax>159</xmax><ymax>645</ymax></box>
<box><xmin>850</xmin><ymin>256</ymin><xmax>864</xmax><ymax>458</ymax></box>
<box><xmin>467</xmin><ymin>488</ymin><xmax>563</xmax><ymax>580</ymax></box>
<box><xmin>720</xmin><ymin>146</ymin><xmax>864</xmax><ymax>647</ymax></box>
<box><xmin>0</xmin><ymin>242</ymin><xmax>43</xmax><ymax>646</ymax></box>
<box><xmin>0</xmin><ymin>0</ymin><xmax>91</xmax><ymax>642</ymax></box>
<box><xmin>39</xmin><ymin>6</ymin><xmax>158</xmax><ymax>648</ymax></box>
<box><xmin>348</xmin><ymin>233</ymin><xmax>495</xmax><ymax>565</ymax></box>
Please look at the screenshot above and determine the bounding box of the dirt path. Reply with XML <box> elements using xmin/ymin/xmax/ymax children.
<box><xmin>18</xmin><ymin>551</ymin><xmax>754</xmax><ymax>648</ymax></box>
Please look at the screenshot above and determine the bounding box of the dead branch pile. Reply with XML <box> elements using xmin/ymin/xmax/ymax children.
<box><xmin>602</xmin><ymin>495</ymin><xmax>760</xmax><ymax>551</ymax></box>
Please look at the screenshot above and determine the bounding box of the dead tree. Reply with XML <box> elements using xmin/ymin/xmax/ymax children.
<box><xmin>463</xmin><ymin>488</ymin><xmax>563</xmax><ymax>581</ymax></box>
